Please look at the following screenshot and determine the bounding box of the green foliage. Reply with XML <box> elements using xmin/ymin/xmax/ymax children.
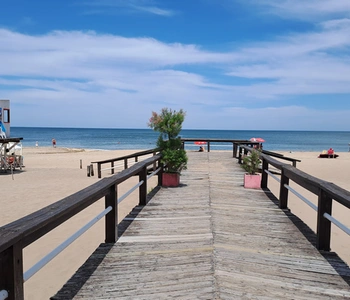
<box><xmin>241</xmin><ymin>150</ymin><xmax>261</xmax><ymax>175</ymax></box>
<box><xmin>161</xmin><ymin>147</ymin><xmax>188</xmax><ymax>173</ymax></box>
<box><xmin>148</xmin><ymin>108</ymin><xmax>186</xmax><ymax>140</ymax></box>
<box><xmin>148</xmin><ymin>108</ymin><xmax>188</xmax><ymax>174</ymax></box>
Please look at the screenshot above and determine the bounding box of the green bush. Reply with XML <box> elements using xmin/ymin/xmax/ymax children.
<box><xmin>241</xmin><ymin>149</ymin><xmax>261</xmax><ymax>175</ymax></box>
<box><xmin>148</xmin><ymin>108</ymin><xmax>188</xmax><ymax>174</ymax></box>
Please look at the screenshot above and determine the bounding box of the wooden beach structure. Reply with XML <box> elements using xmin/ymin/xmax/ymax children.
<box><xmin>0</xmin><ymin>100</ymin><xmax>24</xmax><ymax>172</ymax></box>
<box><xmin>0</xmin><ymin>141</ymin><xmax>350</xmax><ymax>299</ymax></box>
<box><xmin>0</xmin><ymin>100</ymin><xmax>11</xmax><ymax>138</ymax></box>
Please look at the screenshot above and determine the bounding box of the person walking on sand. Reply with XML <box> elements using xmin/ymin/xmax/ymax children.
<box><xmin>52</xmin><ymin>138</ymin><xmax>56</xmax><ymax>148</ymax></box>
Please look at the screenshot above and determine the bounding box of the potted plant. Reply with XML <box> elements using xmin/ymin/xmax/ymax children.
<box><xmin>241</xmin><ymin>149</ymin><xmax>261</xmax><ymax>189</ymax></box>
<box><xmin>148</xmin><ymin>108</ymin><xmax>188</xmax><ymax>187</ymax></box>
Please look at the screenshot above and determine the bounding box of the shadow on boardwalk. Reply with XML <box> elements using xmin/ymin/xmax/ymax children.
<box><xmin>50</xmin><ymin>190</ymin><xmax>157</xmax><ymax>300</ymax></box>
<box><xmin>263</xmin><ymin>189</ymin><xmax>350</xmax><ymax>286</ymax></box>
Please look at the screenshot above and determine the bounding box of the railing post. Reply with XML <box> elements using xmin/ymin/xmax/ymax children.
<box><xmin>243</xmin><ymin>148</ymin><xmax>248</xmax><ymax>163</ymax></box>
<box><xmin>97</xmin><ymin>163</ymin><xmax>102</xmax><ymax>178</ymax></box>
<box><xmin>317</xmin><ymin>189</ymin><xmax>332</xmax><ymax>251</ymax></box>
<box><xmin>124</xmin><ymin>158</ymin><xmax>128</xmax><ymax>170</ymax></box>
<box><xmin>261</xmin><ymin>158</ymin><xmax>268</xmax><ymax>188</ymax></box>
<box><xmin>279</xmin><ymin>168</ymin><xmax>289</xmax><ymax>209</ymax></box>
<box><xmin>238</xmin><ymin>146</ymin><xmax>242</xmax><ymax>164</ymax></box>
<box><xmin>207</xmin><ymin>142</ymin><xmax>210</xmax><ymax>152</ymax></box>
<box><xmin>233</xmin><ymin>143</ymin><xmax>237</xmax><ymax>158</ymax></box>
<box><xmin>139</xmin><ymin>166</ymin><xmax>147</xmax><ymax>206</ymax></box>
<box><xmin>90</xmin><ymin>164</ymin><xmax>94</xmax><ymax>177</ymax></box>
<box><xmin>158</xmin><ymin>160</ymin><xmax>163</xmax><ymax>187</ymax></box>
<box><xmin>111</xmin><ymin>161</ymin><xmax>114</xmax><ymax>175</ymax></box>
<box><xmin>105</xmin><ymin>184</ymin><xmax>118</xmax><ymax>243</ymax></box>
<box><xmin>0</xmin><ymin>244</ymin><xmax>24</xmax><ymax>300</ymax></box>
<box><xmin>153</xmin><ymin>152</ymin><xmax>156</xmax><ymax>172</ymax></box>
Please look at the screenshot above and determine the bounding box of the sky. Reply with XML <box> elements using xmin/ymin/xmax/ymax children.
<box><xmin>1</xmin><ymin>0</ymin><xmax>350</xmax><ymax>130</ymax></box>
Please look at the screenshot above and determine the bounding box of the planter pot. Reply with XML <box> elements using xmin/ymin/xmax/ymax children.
<box><xmin>162</xmin><ymin>173</ymin><xmax>180</xmax><ymax>187</ymax></box>
<box><xmin>244</xmin><ymin>174</ymin><xmax>261</xmax><ymax>189</ymax></box>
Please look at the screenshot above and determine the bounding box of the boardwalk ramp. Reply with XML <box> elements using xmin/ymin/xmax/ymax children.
<box><xmin>52</xmin><ymin>152</ymin><xmax>350</xmax><ymax>299</ymax></box>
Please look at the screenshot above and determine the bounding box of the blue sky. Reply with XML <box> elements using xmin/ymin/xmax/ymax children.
<box><xmin>1</xmin><ymin>0</ymin><xmax>350</xmax><ymax>130</ymax></box>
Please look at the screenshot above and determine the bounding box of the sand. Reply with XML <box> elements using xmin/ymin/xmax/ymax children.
<box><xmin>0</xmin><ymin>147</ymin><xmax>159</xmax><ymax>300</ymax></box>
<box><xmin>0</xmin><ymin>147</ymin><xmax>349</xmax><ymax>299</ymax></box>
<box><xmin>268</xmin><ymin>151</ymin><xmax>350</xmax><ymax>268</ymax></box>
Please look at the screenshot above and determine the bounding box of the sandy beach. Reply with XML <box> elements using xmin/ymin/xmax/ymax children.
<box><xmin>269</xmin><ymin>151</ymin><xmax>350</xmax><ymax>269</ymax></box>
<box><xmin>0</xmin><ymin>147</ymin><xmax>349</xmax><ymax>299</ymax></box>
<box><xmin>0</xmin><ymin>147</ymin><xmax>159</xmax><ymax>300</ymax></box>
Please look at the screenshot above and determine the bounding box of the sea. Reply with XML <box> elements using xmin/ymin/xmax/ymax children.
<box><xmin>9</xmin><ymin>127</ymin><xmax>350</xmax><ymax>152</ymax></box>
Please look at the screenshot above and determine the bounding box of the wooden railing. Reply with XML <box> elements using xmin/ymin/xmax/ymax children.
<box><xmin>0</xmin><ymin>154</ymin><xmax>162</xmax><ymax>300</ymax></box>
<box><xmin>92</xmin><ymin>148</ymin><xmax>161</xmax><ymax>178</ymax></box>
<box><xmin>180</xmin><ymin>138</ymin><xmax>257</xmax><ymax>157</ymax></box>
<box><xmin>238</xmin><ymin>145</ymin><xmax>301</xmax><ymax>167</ymax></box>
<box><xmin>238</xmin><ymin>145</ymin><xmax>350</xmax><ymax>251</ymax></box>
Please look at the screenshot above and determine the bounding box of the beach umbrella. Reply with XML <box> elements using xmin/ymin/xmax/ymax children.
<box><xmin>250</xmin><ymin>137</ymin><xmax>265</xmax><ymax>143</ymax></box>
<box><xmin>194</xmin><ymin>141</ymin><xmax>207</xmax><ymax>145</ymax></box>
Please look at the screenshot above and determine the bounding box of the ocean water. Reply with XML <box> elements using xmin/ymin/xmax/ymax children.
<box><xmin>9</xmin><ymin>127</ymin><xmax>350</xmax><ymax>152</ymax></box>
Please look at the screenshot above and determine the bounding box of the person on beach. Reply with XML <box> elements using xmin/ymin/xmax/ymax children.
<box><xmin>52</xmin><ymin>138</ymin><xmax>56</xmax><ymax>148</ymax></box>
<box><xmin>327</xmin><ymin>148</ymin><xmax>334</xmax><ymax>155</ymax></box>
<box><xmin>199</xmin><ymin>146</ymin><xmax>204</xmax><ymax>152</ymax></box>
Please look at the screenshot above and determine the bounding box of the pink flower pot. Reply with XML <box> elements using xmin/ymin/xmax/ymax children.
<box><xmin>244</xmin><ymin>174</ymin><xmax>261</xmax><ymax>189</ymax></box>
<box><xmin>162</xmin><ymin>173</ymin><xmax>180</xmax><ymax>187</ymax></box>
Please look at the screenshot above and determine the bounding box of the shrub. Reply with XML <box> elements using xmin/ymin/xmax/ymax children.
<box><xmin>241</xmin><ymin>149</ymin><xmax>261</xmax><ymax>175</ymax></box>
<box><xmin>148</xmin><ymin>108</ymin><xmax>188</xmax><ymax>174</ymax></box>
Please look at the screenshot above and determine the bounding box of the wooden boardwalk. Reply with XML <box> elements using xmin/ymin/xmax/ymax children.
<box><xmin>52</xmin><ymin>152</ymin><xmax>350</xmax><ymax>299</ymax></box>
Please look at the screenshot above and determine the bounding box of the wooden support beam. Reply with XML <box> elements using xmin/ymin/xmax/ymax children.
<box><xmin>105</xmin><ymin>185</ymin><xmax>118</xmax><ymax>243</ymax></box>
<box><xmin>139</xmin><ymin>167</ymin><xmax>147</xmax><ymax>206</ymax></box>
<box><xmin>317</xmin><ymin>190</ymin><xmax>332</xmax><ymax>251</ymax></box>
<box><xmin>279</xmin><ymin>169</ymin><xmax>289</xmax><ymax>209</ymax></box>
<box><xmin>0</xmin><ymin>244</ymin><xmax>24</xmax><ymax>300</ymax></box>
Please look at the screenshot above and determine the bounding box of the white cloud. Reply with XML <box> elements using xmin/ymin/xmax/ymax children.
<box><xmin>80</xmin><ymin>0</ymin><xmax>175</xmax><ymax>16</ymax></box>
<box><xmin>225</xmin><ymin>18</ymin><xmax>350</xmax><ymax>95</ymax></box>
<box><xmin>251</xmin><ymin>0</ymin><xmax>350</xmax><ymax>20</ymax></box>
<box><xmin>134</xmin><ymin>5</ymin><xmax>174</xmax><ymax>16</ymax></box>
<box><xmin>2</xmin><ymin>0</ymin><xmax>350</xmax><ymax>130</ymax></box>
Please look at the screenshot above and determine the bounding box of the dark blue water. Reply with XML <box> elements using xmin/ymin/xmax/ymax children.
<box><xmin>9</xmin><ymin>127</ymin><xmax>350</xmax><ymax>152</ymax></box>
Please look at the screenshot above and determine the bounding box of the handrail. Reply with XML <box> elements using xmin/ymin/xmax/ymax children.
<box><xmin>238</xmin><ymin>145</ymin><xmax>350</xmax><ymax>252</ymax></box>
<box><xmin>0</xmin><ymin>153</ymin><xmax>162</xmax><ymax>299</ymax></box>
<box><xmin>181</xmin><ymin>138</ymin><xmax>258</xmax><ymax>159</ymax></box>
<box><xmin>91</xmin><ymin>148</ymin><xmax>160</xmax><ymax>165</ymax></box>
<box><xmin>284</xmin><ymin>184</ymin><xmax>318</xmax><ymax>212</ymax></box>
<box><xmin>239</xmin><ymin>145</ymin><xmax>301</xmax><ymax>167</ymax></box>
<box><xmin>92</xmin><ymin>148</ymin><xmax>161</xmax><ymax>178</ymax></box>
<box><xmin>0</xmin><ymin>154</ymin><xmax>161</xmax><ymax>251</ymax></box>
<box><xmin>23</xmin><ymin>206</ymin><xmax>113</xmax><ymax>282</ymax></box>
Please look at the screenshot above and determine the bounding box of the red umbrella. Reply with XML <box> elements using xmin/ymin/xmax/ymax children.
<box><xmin>250</xmin><ymin>137</ymin><xmax>265</xmax><ymax>143</ymax></box>
<box><xmin>194</xmin><ymin>141</ymin><xmax>207</xmax><ymax>145</ymax></box>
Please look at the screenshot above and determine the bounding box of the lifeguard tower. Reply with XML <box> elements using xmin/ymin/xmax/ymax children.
<box><xmin>0</xmin><ymin>99</ymin><xmax>10</xmax><ymax>138</ymax></box>
<box><xmin>0</xmin><ymin>100</ymin><xmax>23</xmax><ymax>172</ymax></box>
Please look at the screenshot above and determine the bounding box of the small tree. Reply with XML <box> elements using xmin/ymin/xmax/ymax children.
<box><xmin>241</xmin><ymin>149</ymin><xmax>261</xmax><ymax>175</ymax></box>
<box><xmin>148</xmin><ymin>108</ymin><xmax>188</xmax><ymax>173</ymax></box>
<box><xmin>148</xmin><ymin>108</ymin><xmax>185</xmax><ymax>140</ymax></box>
